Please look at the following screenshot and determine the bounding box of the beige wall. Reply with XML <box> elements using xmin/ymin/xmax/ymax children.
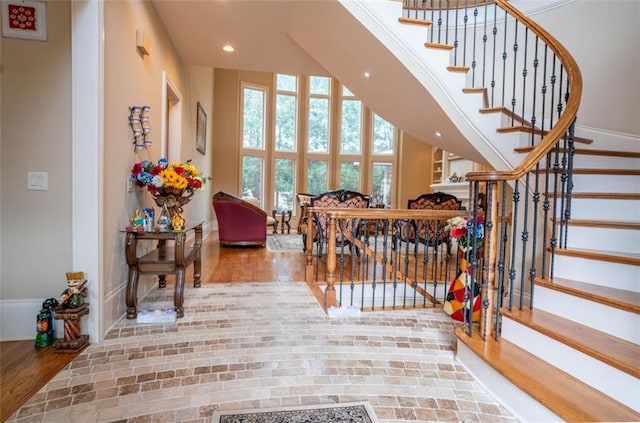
<box><xmin>1</xmin><ymin>1</ymin><xmax>72</xmax><ymax>300</ymax></box>
<box><xmin>398</xmin><ymin>133</ymin><xmax>433</xmax><ymax>207</ymax></box>
<box><xmin>0</xmin><ymin>0</ymin><xmax>213</xmax><ymax>340</ymax></box>
<box><xmin>102</xmin><ymin>1</ymin><xmax>213</xmax><ymax>332</ymax></box>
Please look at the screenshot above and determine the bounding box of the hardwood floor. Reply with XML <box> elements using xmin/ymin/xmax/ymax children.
<box><xmin>0</xmin><ymin>232</ymin><xmax>306</xmax><ymax>422</ymax></box>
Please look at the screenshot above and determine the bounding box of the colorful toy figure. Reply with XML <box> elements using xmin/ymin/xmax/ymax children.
<box><xmin>171</xmin><ymin>212</ymin><xmax>185</xmax><ymax>231</ymax></box>
<box><xmin>131</xmin><ymin>209</ymin><xmax>145</xmax><ymax>228</ymax></box>
<box><xmin>35</xmin><ymin>298</ymin><xmax>58</xmax><ymax>348</ymax></box>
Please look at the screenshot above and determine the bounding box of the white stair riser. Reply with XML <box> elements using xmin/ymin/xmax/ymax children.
<box><xmin>530</xmin><ymin>154</ymin><xmax>639</xmax><ymax>169</ymax></box>
<box><xmin>564</xmin><ymin>226</ymin><xmax>640</xmax><ymax>252</ymax></box>
<box><xmin>562</xmin><ymin>199</ymin><xmax>640</xmax><ymax>221</ymax></box>
<box><xmin>534</xmin><ymin>286</ymin><xmax>639</xmax><ymax>344</ymax></box>
<box><xmin>552</xmin><ymin>254</ymin><xmax>640</xmax><ymax>293</ymax></box>
<box><xmin>571</xmin><ymin>174</ymin><xmax>639</xmax><ymax>193</ymax></box>
<box><xmin>501</xmin><ymin>317</ymin><xmax>640</xmax><ymax>412</ymax></box>
<box><xmin>456</xmin><ymin>340</ymin><xmax>562</xmax><ymax>422</ymax></box>
<box><xmin>533</xmin><ymin>174</ymin><xmax>638</xmax><ymax>194</ymax></box>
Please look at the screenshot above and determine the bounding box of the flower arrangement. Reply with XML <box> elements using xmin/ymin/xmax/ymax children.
<box><xmin>445</xmin><ymin>215</ymin><xmax>484</xmax><ymax>250</ymax></box>
<box><xmin>130</xmin><ymin>158</ymin><xmax>208</xmax><ymax>198</ymax></box>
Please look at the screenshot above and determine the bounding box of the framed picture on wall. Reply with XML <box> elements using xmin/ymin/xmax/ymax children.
<box><xmin>1</xmin><ymin>1</ymin><xmax>47</xmax><ymax>41</ymax></box>
<box><xmin>196</xmin><ymin>102</ymin><xmax>207</xmax><ymax>155</ymax></box>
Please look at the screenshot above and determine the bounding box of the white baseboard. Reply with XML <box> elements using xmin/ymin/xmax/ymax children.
<box><xmin>0</xmin><ymin>299</ymin><xmax>48</xmax><ymax>341</ymax></box>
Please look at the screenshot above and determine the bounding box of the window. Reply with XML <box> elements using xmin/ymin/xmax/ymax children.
<box><xmin>274</xmin><ymin>158</ymin><xmax>295</xmax><ymax>211</ymax></box>
<box><xmin>372</xmin><ymin>114</ymin><xmax>395</xmax><ymax>155</ymax></box>
<box><xmin>242</xmin><ymin>156</ymin><xmax>264</xmax><ymax>205</ymax></box>
<box><xmin>307</xmin><ymin>160</ymin><xmax>328</xmax><ymax>195</ymax></box>
<box><xmin>340</xmin><ymin>86</ymin><xmax>362</xmax><ymax>155</ymax></box>
<box><xmin>372</xmin><ymin>162</ymin><xmax>393</xmax><ymax>207</ymax></box>
<box><xmin>241</xmin><ymin>84</ymin><xmax>268</xmax><ymax>207</ymax></box>
<box><xmin>340</xmin><ymin>161</ymin><xmax>361</xmax><ymax>192</ymax></box>
<box><xmin>275</xmin><ymin>74</ymin><xmax>296</xmax><ymax>152</ymax></box>
<box><xmin>308</xmin><ymin>76</ymin><xmax>330</xmax><ymax>153</ymax></box>
<box><xmin>242</xmin><ymin>87</ymin><xmax>265</xmax><ymax>150</ymax></box>
<box><xmin>239</xmin><ymin>76</ymin><xmax>397</xmax><ymax>212</ymax></box>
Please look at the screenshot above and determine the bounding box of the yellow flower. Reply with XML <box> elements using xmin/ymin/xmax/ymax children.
<box><xmin>159</xmin><ymin>169</ymin><xmax>188</xmax><ymax>190</ymax></box>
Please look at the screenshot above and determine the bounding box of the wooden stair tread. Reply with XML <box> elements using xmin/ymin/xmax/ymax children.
<box><xmin>536</xmin><ymin>277</ymin><xmax>640</xmax><ymax>314</ymax></box>
<box><xmin>561</xmin><ymin>218</ymin><xmax>640</xmax><ymax>230</ymax></box>
<box><xmin>501</xmin><ymin>306</ymin><xmax>640</xmax><ymax>378</ymax></box>
<box><xmin>515</xmin><ymin>146</ymin><xmax>640</xmax><ymax>158</ymax></box>
<box><xmin>547</xmin><ymin>192</ymin><xmax>640</xmax><ymax>200</ymax></box>
<box><xmin>397</xmin><ymin>17</ymin><xmax>432</xmax><ymax>26</ymax></box>
<box><xmin>497</xmin><ymin>125</ymin><xmax>593</xmax><ymax>144</ymax></box>
<box><xmin>425</xmin><ymin>42</ymin><xmax>454</xmax><ymax>50</ymax></box>
<box><xmin>553</xmin><ymin>247</ymin><xmax>640</xmax><ymax>266</ymax></box>
<box><xmin>447</xmin><ymin>65</ymin><xmax>469</xmax><ymax>73</ymax></box>
<box><xmin>455</xmin><ymin>327</ymin><xmax>640</xmax><ymax>422</ymax></box>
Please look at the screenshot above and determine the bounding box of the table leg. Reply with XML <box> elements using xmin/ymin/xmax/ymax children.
<box><xmin>174</xmin><ymin>266</ymin><xmax>185</xmax><ymax>318</ymax></box>
<box><xmin>271</xmin><ymin>210</ymin><xmax>279</xmax><ymax>234</ymax></box>
<box><xmin>193</xmin><ymin>225</ymin><xmax>202</xmax><ymax>288</ymax></box>
<box><xmin>282</xmin><ymin>211</ymin><xmax>292</xmax><ymax>234</ymax></box>
<box><xmin>125</xmin><ymin>266</ymin><xmax>139</xmax><ymax>319</ymax></box>
<box><xmin>124</xmin><ymin>233</ymin><xmax>139</xmax><ymax>319</ymax></box>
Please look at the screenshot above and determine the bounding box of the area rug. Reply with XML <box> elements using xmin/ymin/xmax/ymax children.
<box><xmin>266</xmin><ymin>233</ymin><xmax>304</xmax><ymax>252</ymax></box>
<box><xmin>212</xmin><ymin>401</ymin><xmax>377</xmax><ymax>423</ymax></box>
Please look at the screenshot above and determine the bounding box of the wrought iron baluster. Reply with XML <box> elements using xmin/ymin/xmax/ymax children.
<box><xmin>510</xmin><ymin>18</ymin><xmax>519</xmax><ymax>126</ymax></box>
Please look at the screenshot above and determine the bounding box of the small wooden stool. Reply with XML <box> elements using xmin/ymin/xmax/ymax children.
<box><xmin>53</xmin><ymin>303</ymin><xmax>90</xmax><ymax>353</ymax></box>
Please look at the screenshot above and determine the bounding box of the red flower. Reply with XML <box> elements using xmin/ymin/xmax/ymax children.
<box><xmin>150</xmin><ymin>165</ymin><xmax>162</xmax><ymax>175</ymax></box>
<box><xmin>131</xmin><ymin>163</ymin><xmax>143</xmax><ymax>175</ymax></box>
<box><xmin>451</xmin><ymin>227</ymin><xmax>467</xmax><ymax>239</ymax></box>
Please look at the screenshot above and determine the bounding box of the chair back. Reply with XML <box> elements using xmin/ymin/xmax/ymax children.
<box><xmin>310</xmin><ymin>189</ymin><xmax>370</xmax><ymax>243</ymax></box>
<box><xmin>398</xmin><ymin>192</ymin><xmax>461</xmax><ymax>249</ymax></box>
<box><xmin>408</xmin><ymin>192</ymin><xmax>461</xmax><ymax>211</ymax></box>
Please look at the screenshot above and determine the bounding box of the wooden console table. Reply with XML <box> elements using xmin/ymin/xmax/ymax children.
<box><xmin>124</xmin><ymin>221</ymin><xmax>203</xmax><ymax>319</ymax></box>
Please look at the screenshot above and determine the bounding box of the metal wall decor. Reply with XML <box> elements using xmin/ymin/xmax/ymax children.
<box><xmin>129</xmin><ymin>105</ymin><xmax>151</xmax><ymax>151</ymax></box>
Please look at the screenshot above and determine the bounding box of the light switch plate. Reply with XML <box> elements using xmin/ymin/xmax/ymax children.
<box><xmin>27</xmin><ymin>171</ymin><xmax>48</xmax><ymax>190</ymax></box>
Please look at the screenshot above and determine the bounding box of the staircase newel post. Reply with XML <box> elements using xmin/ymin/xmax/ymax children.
<box><xmin>305</xmin><ymin>208</ymin><xmax>314</xmax><ymax>284</ymax></box>
<box><xmin>324</xmin><ymin>213</ymin><xmax>338</xmax><ymax>309</ymax></box>
<box><xmin>480</xmin><ymin>181</ymin><xmax>499</xmax><ymax>338</ymax></box>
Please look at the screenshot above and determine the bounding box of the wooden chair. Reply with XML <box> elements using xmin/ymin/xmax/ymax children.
<box><xmin>393</xmin><ymin>192</ymin><xmax>462</xmax><ymax>257</ymax></box>
<box><xmin>296</xmin><ymin>192</ymin><xmax>314</xmax><ymax>234</ymax></box>
<box><xmin>303</xmin><ymin>189</ymin><xmax>370</xmax><ymax>253</ymax></box>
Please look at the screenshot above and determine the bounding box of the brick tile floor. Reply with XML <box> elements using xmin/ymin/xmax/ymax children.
<box><xmin>7</xmin><ymin>282</ymin><xmax>518</xmax><ymax>423</ymax></box>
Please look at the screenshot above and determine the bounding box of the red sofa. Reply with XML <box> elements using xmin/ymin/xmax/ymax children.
<box><xmin>212</xmin><ymin>191</ymin><xmax>268</xmax><ymax>247</ymax></box>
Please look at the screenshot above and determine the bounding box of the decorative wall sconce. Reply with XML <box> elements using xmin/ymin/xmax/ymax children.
<box><xmin>129</xmin><ymin>105</ymin><xmax>151</xmax><ymax>151</ymax></box>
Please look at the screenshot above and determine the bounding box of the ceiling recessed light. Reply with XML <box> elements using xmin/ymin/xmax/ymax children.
<box><xmin>435</xmin><ymin>132</ymin><xmax>442</xmax><ymax>138</ymax></box>
<box><xmin>364</xmin><ymin>71</ymin><xmax>371</xmax><ymax>78</ymax></box>
<box><xmin>223</xmin><ymin>44</ymin><xmax>234</xmax><ymax>52</ymax></box>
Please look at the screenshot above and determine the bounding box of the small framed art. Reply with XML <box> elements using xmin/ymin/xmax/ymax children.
<box><xmin>2</xmin><ymin>1</ymin><xmax>47</xmax><ymax>41</ymax></box>
<box><xmin>196</xmin><ymin>102</ymin><xmax>207</xmax><ymax>155</ymax></box>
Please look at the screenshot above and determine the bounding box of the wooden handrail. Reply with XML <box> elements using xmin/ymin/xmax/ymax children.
<box><xmin>306</xmin><ymin>207</ymin><xmax>467</xmax><ymax>220</ymax></box>
<box><xmin>465</xmin><ymin>0</ymin><xmax>583</xmax><ymax>182</ymax></box>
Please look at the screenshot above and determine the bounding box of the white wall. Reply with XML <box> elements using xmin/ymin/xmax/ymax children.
<box><xmin>533</xmin><ymin>1</ymin><xmax>640</xmax><ymax>137</ymax></box>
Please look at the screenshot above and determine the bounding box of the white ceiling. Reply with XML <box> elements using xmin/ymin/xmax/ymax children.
<box><xmin>151</xmin><ymin>1</ymin><xmax>331</xmax><ymax>75</ymax></box>
<box><xmin>151</xmin><ymin>1</ymin><xmax>565</xmax><ymax>163</ymax></box>
<box><xmin>152</xmin><ymin>0</ymin><xmax>478</xmax><ymax>161</ymax></box>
